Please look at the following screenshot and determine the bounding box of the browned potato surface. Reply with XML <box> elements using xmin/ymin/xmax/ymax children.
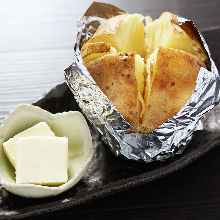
<box><xmin>86</xmin><ymin>52</ymin><xmax>144</xmax><ymax>132</ymax></box>
<box><xmin>140</xmin><ymin>46</ymin><xmax>206</xmax><ymax>134</ymax></box>
<box><xmin>81</xmin><ymin>42</ymin><xmax>117</xmax><ymax>65</ymax></box>
<box><xmin>81</xmin><ymin>12</ymin><xmax>208</xmax><ymax>134</ymax></box>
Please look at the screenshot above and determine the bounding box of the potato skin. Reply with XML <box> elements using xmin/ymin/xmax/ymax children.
<box><xmin>140</xmin><ymin>46</ymin><xmax>206</xmax><ymax>134</ymax></box>
<box><xmin>178</xmin><ymin>20</ymin><xmax>211</xmax><ymax>71</ymax></box>
<box><xmin>86</xmin><ymin>52</ymin><xmax>139</xmax><ymax>132</ymax></box>
<box><xmin>81</xmin><ymin>42</ymin><xmax>112</xmax><ymax>58</ymax></box>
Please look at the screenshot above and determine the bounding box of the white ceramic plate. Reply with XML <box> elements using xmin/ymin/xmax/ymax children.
<box><xmin>0</xmin><ymin>104</ymin><xmax>93</xmax><ymax>198</ymax></box>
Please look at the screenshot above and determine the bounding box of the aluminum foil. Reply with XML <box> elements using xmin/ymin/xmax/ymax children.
<box><xmin>64</xmin><ymin>2</ymin><xmax>220</xmax><ymax>163</ymax></box>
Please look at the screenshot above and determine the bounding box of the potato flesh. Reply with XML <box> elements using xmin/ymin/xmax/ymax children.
<box><xmin>82</xmin><ymin>46</ymin><xmax>117</xmax><ymax>65</ymax></box>
<box><xmin>145</xmin><ymin>12</ymin><xmax>207</xmax><ymax>64</ymax></box>
<box><xmin>135</xmin><ymin>54</ymin><xmax>145</xmax><ymax>124</ymax></box>
<box><xmin>87</xmin><ymin>14</ymin><xmax>145</xmax><ymax>57</ymax></box>
<box><xmin>144</xmin><ymin>49</ymin><xmax>158</xmax><ymax>111</ymax></box>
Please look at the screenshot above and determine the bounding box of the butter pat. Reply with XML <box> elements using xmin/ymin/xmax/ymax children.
<box><xmin>3</xmin><ymin>122</ymin><xmax>55</xmax><ymax>168</ymax></box>
<box><xmin>16</xmin><ymin>136</ymin><xmax>68</xmax><ymax>185</ymax></box>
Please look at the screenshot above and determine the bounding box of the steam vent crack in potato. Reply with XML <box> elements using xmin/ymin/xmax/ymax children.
<box><xmin>81</xmin><ymin>12</ymin><xmax>209</xmax><ymax>134</ymax></box>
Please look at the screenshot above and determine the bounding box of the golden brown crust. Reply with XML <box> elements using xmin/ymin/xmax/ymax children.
<box><xmin>81</xmin><ymin>42</ymin><xmax>112</xmax><ymax>58</ymax></box>
<box><xmin>86</xmin><ymin>52</ymin><xmax>139</xmax><ymax>132</ymax></box>
<box><xmin>140</xmin><ymin>46</ymin><xmax>206</xmax><ymax>134</ymax></box>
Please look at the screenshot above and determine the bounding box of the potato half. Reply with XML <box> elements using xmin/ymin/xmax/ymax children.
<box><xmin>81</xmin><ymin>12</ymin><xmax>208</xmax><ymax>134</ymax></box>
<box><xmin>140</xmin><ymin>46</ymin><xmax>206</xmax><ymax>134</ymax></box>
<box><xmin>86</xmin><ymin>52</ymin><xmax>145</xmax><ymax>133</ymax></box>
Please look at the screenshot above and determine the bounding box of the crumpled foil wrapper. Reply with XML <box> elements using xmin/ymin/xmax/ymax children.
<box><xmin>64</xmin><ymin>2</ymin><xmax>220</xmax><ymax>163</ymax></box>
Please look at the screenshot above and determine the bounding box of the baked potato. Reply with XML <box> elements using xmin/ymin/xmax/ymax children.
<box><xmin>81</xmin><ymin>12</ymin><xmax>209</xmax><ymax>134</ymax></box>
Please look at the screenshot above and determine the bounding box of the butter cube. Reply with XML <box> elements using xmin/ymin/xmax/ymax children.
<box><xmin>3</xmin><ymin>122</ymin><xmax>55</xmax><ymax>168</ymax></box>
<box><xmin>16</xmin><ymin>136</ymin><xmax>68</xmax><ymax>185</ymax></box>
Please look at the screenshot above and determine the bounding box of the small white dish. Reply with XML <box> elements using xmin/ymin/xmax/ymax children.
<box><xmin>0</xmin><ymin>104</ymin><xmax>93</xmax><ymax>198</ymax></box>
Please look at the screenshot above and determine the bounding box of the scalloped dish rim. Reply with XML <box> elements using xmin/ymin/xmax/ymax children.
<box><xmin>0</xmin><ymin>104</ymin><xmax>93</xmax><ymax>198</ymax></box>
